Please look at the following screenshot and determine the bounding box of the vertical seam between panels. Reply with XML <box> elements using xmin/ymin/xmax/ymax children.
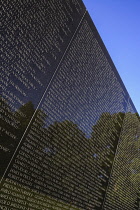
<box><xmin>101</xmin><ymin>97</ymin><xmax>130</xmax><ymax>209</ymax></box>
<box><xmin>0</xmin><ymin>10</ymin><xmax>87</xmax><ymax>184</ymax></box>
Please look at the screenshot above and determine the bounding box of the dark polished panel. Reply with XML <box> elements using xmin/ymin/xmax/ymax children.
<box><xmin>0</xmin><ymin>0</ymin><xmax>140</xmax><ymax>210</ymax></box>
<box><xmin>1</xmin><ymin>0</ymin><xmax>85</xmax><ymax>178</ymax></box>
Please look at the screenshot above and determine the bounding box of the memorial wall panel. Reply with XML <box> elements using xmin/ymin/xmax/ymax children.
<box><xmin>103</xmin><ymin>102</ymin><xmax>140</xmax><ymax>210</ymax></box>
<box><xmin>1</xmin><ymin>0</ymin><xmax>140</xmax><ymax>209</ymax></box>
<box><xmin>1</xmin><ymin>0</ymin><xmax>85</xmax><ymax>177</ymax></box>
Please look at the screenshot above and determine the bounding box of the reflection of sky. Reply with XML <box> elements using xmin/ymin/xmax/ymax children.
<box><xmin>36</xmin><ymin>13</ymin><xmax>136</xmax><ymax>138</ymax></box>
<box><xmin>40</xmin><ymin>71</ymin><xmax>130</xmax><ymax>139</ymax></box>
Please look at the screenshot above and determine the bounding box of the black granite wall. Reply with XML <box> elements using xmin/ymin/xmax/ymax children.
<box><xmin>1</xmin><ymin>0</ymin><xmax>139</xmax><ymax>209</ymax></box>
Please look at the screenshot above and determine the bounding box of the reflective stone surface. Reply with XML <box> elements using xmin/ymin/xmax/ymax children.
<box><xmin>0</xmin><ymin>0</ymin><xmax>140</xmax><ymax>209</ymax></box>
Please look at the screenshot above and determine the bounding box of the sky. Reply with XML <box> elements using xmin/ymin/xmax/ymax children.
<box><xmin>82</xmin><ymin>0</ymin><xmax>140</xmax><ymax>114</ymax></box>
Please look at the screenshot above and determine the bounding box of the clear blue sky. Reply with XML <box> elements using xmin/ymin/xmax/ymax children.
<box><xmin>83</xmin><ymin>0</ymin><xmax>140</xmax><ymax>114</ymax></box>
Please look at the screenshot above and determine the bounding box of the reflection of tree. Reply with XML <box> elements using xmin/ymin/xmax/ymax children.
<box><xmin>103</xmin><ymin>112</ymin><xmax>140</xmax><ymax>209</ymax></box>
<box><xmin>0</xmin><ymin>99</ymin><xmax>36</xmax><ymax>177</ymax></box>
<box><xmin>0</xmin><ymin>97</ymin><xmax>17</xmax><ymax>176</ymax></box>
<box><xmin>16</xmin><ymin>101</ymin><xmax>35</xmax><ymax>135</ymax></box>
<box><xmin>38</xmin><ymin>120</ymin><xmax>94</xmax><ymax>209</ymax></box>
<box><xmin>40</xmin><ymin>112</ymin><xmax>139</xmax><ymax>209</ymax></box>
<box><xmin>90</xmin><ymin>112</ymin><xmax>125</xmax><ymax>207</ymax></box>
<box><xmin>1</xmin><ymin>99</ymin><xmax>140</xmax><ymax>209</ymax></box>
<box><xmin>1</xmin><ymin>99</ymin><xmax>35</xmax><ymax>144</ymax></box>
